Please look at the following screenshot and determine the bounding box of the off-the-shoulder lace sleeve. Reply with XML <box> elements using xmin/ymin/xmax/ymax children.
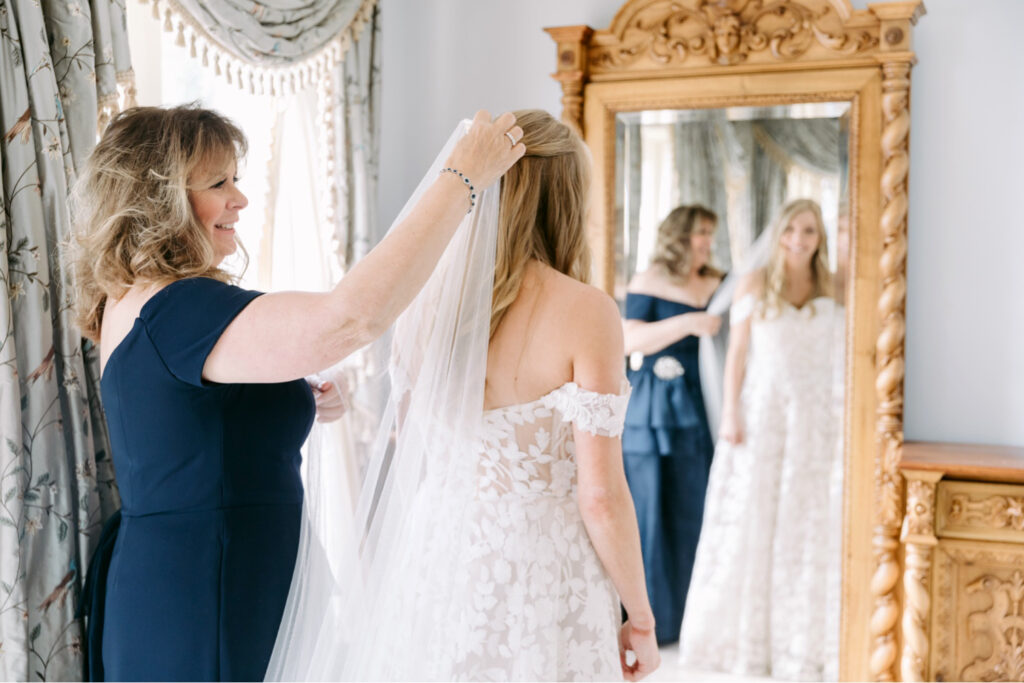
<box><xmin>552</xmin><ymin>381</ymin><xmax>632</xmax><ymax>437</ymax></box>
<box><xmin>730</xmin><ymin>293</ymin><xmax>757</xmax><ymax>325</ymax></box>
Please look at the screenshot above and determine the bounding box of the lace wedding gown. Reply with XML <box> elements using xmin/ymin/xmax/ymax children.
<box><xmin>268</xmin><ymin>124</ymin><xmax>630</xmax><ymax>682</ymax></box>
<box><xmin>348</xmin><ymin>382</ymin><xmax>631</xmax><ymax>681</ymax></box>
<box><xmin>679</xmin><ymin>296</ymin><xmax>844</xmax><ymax>681</ymax></box>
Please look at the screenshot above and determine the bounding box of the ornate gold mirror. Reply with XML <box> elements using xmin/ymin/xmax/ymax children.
<box><xmin>547</xmin><ymin>1</ymin><xmax>924</xmax><ymax>680</ymax></box>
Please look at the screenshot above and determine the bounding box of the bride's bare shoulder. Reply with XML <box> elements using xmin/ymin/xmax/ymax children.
<box><xmin>541</xmin><ymin>268</ymin><xmax>621</xmax><ymax>338</ymax></box>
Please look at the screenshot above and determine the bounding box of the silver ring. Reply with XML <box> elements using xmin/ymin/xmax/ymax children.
<box><xmin>505</xmin><ymin>131</ymin><xmax>518</xmax><ymax>147</ymax></box>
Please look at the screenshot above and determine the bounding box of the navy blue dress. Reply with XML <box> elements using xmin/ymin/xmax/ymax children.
<box><xmin>622</xmin><ymin>293</ymin><xmax>715</xmax><ymax>645</ymax></box>
<box><xmin>87</xmin><ymin>277</ymin><xmax>314</xmax><ymax>681</ymax></box>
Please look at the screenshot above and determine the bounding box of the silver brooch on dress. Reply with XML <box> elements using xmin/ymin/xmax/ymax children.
<box><xmin>653</xmin><ymin>356</ymin><xmax>685</xmax><ymax>380</ymax></box>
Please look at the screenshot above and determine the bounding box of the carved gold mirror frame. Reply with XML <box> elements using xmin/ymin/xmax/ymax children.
<box><xmin>546</xmin><ymin>1</ymin><xmax>924</xmax><ymax>680</ymax></box>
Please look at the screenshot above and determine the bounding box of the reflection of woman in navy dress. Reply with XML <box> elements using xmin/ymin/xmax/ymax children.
<box><xmin>70</xmin><ymin>106</ymin><xmax>523</xmax><ymax>680</ymax></box>
<box><xmin>622</xmin><ymin>205</ymin><xmax>724</xmax><ymax>644</ymax></box>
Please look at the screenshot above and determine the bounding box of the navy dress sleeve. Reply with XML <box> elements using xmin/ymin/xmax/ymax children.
<box><xmin>141</xmin><ymin>277</ymin><xmax>262</xmax><ymax>386</ymax></box>
<box><xmin>624</xmin><ymin>292</ymin><xmax>655</xmax><ymax>322</ymax></box>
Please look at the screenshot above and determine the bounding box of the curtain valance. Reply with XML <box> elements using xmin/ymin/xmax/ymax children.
<box><xmin>148</xmin><ymin>0</ymin><xmax>376</xmax><ymax>95</ymax></box>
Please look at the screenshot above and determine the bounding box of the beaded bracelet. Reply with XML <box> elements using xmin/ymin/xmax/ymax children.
<box><xmin>440</xmin><ymin>167</ymin><xmax>477</xmax><ymax>214</ymax></box>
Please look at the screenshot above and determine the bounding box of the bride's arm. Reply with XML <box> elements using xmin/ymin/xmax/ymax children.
<box><xmin>719</xmin><ymin>271</ymin><xmax>761</xmax><ymax>444</ymax></box>
<box><xmin>570</xmin><ymin>290</ymin><xmax>658</xmax><ymax>679</ymax></box>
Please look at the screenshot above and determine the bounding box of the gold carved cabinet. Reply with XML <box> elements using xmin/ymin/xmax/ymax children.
<box><xmin>902</xmin><ymin>443</ymin><xmax>1024</xmax><ymax>682</ymax></box>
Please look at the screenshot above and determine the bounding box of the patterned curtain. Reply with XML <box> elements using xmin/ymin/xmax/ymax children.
<box><xmin>0</xmin><ymin>0</ymin><xmax>131</xmax><ymax>677</ymax></box>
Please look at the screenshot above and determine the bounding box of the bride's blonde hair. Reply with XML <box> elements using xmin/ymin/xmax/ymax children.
<box><xmin>67</xmin><ymin>105</ymin><xmax>247</xmax><ymax>341</ymax></box>
<box><xmin>760</xmin><ymin>198</ymin><xmax>833</xmax><ymax>317</ymax></box>
<box><xmin>491</xmin><ymin>110</ymin><xmax>591</xmax><ymax>337</ymax></box>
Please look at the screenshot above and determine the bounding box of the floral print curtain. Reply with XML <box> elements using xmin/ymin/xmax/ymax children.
<box><xmin>0</xmin><ymin>0</ymin><xmax>131</xmax><ymax>677</ymax></box>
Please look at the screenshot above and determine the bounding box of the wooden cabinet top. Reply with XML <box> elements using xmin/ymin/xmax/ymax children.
<box><xmin>902</xmin><ymin>441</ymin><xmax>1024</xmax><ymax>484</ymax></box>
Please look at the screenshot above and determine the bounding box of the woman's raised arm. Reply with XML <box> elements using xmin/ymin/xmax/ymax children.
<box><xmin>204</xmin><ymin>111</ymin><xmax>524</xmax><ymax>384</ymax></box>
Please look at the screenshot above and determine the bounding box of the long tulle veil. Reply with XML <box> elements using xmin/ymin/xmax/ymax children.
<box><xmin>266</xmin><ymin>121</ymin><xmax>500</xmax><ymax>680</ymax></box>
<box><xmin>698</xmin><ymin>229</ymin><xmax>774</xmax><ymax>437</ymax></box>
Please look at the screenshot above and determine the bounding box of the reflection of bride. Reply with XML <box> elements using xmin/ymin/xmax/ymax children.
<box><xmin>679</xmin><ymin>199</ymin><xmax>844</xmax><ymax>681</ymax></box>
<box><xmin>267</xmin><ymin>111</ymin><xmax>659</xmax><ymax>681</ymax></box>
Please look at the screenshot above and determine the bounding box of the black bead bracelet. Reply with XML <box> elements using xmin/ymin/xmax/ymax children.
<box><xmin>440</xmin><ymin>167</ymin><xmax>477</xmax><ymax>214</ymax></box>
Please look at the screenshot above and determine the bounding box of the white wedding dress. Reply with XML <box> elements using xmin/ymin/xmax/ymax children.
<box><xmin>355</xmin><ymin>382</ymin><xmax>631</xmax><ymax>681</ymax></box>
<box><xmin>267</xmin><ymin>123</ymin><xmax>633</xmax><ymax>681</ymax></box>
<box><xmin>679</xmin><ymin>295</ymin><xmax>845</xmax><ymax>681</ymax></box>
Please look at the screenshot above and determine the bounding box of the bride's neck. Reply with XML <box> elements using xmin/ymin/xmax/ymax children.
<box><xmin>783</xmin><ymin>262</ymin><xmax>814</xmax><ymax>284</ymax></box>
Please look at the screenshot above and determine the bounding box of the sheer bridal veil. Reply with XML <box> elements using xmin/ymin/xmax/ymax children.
<box><xmin>266</xmin><ymin>121</ymin><xmax>500</xmax><ymax>680</ymax></box>
<box><xmin>698</xmin><ymin>228</ymin><xmax>773</xmax><ymax>436</ymax></box>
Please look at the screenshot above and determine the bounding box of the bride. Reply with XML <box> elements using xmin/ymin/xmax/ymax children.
<box><xmin>679</xmin><ymin>199</ymin><xmax>845</xmax><ymax>680</ymax></box>
<box><xmin>267</xmin><ymin>110</ymin><xmax>659</xmax><ymax>681</ymax></box>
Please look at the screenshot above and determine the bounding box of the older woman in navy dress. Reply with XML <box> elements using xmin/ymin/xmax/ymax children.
<box><xmin>622</xmin><ymin>205</ymin><xmax>724</xmax><ymax>644</ymax></box>
<box><xmin>71</xmin><ymin>105</ymin><xmax>524</xmax><ymax>681</ymax></box>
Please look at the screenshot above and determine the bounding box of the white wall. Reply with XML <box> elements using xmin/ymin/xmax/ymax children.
<box><xmin>902</xmin><ymin>1</ymin><xmax>1024</xmax><ymax>446</ymax></box>
<box><xmin>379</xmin><ymin>0</ymin><xmax>1024</xmax><ymax>447</ymax></box>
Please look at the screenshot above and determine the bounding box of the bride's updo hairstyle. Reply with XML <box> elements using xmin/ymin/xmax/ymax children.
<box><xmin>491</xmin><ymin>109</ymin><xmax>592</xmax><ymax>338</ymax></box>
<box><xmin>761</xmin><ymin>198</ymin><xmax>834</xmax><ymax>318</ymax></box>
<box><xmin>68</xmin><ymin>104</ymin><xmax>247</xmax><ymax>341</ymax></box>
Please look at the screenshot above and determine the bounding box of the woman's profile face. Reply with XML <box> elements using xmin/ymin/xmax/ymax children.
<box><xmin>779</xmin><ymin>209</ymin><xmax>820</xmax><ymax>267</ymax></box>
<box><xmin>188</xmin><ymin>158</ymin><xmax>248</xmax><ymax>265</ymax></box>
<box><xmin>688</xmin><ymin>218</ymin><xmax>716</xmax><ymax>270</ymax></box>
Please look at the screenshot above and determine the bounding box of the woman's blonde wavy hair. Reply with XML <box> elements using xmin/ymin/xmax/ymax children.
<box><xmin>649</xmin><ymin>205</ymin><xmax>724</xmax><ymax>282</ymax></box>
<box><xmin>760</xmin><ymin>198</ymin><xmax>834</xmax><ymax>317</ymax></box>
<box><xmin>67</xmin><ymin>104</ymin><xmax>247</xmax><ymax>341</ymax></box>
<box><xmin>491</xmin><ymin>110</ymin><xmax>592</xmax><ymax>338</ymax></box>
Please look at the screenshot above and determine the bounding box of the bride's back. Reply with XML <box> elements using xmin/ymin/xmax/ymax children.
<box><xmin>468</xmin><ymin>112</ymin><xmax>631</xmax><ymax>681</ymax></box>
<box><xmin>481</xmin><ymin>109</ymin><xmax>606</xmax><ymax>410</ymax></box>
<box><xmin>484</xmin><ymin>260</ymin><xmax>598</xmax><ymax>410</ymax></box>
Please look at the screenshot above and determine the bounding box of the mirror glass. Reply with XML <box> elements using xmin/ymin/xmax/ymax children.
<box><xmin>614</xmin><ymin>102</ymin><xmax>850</xmax><ymax>300</ymax></box>
<box><xmin>614</xmin><ymin>102</ymin><xmax>851</xmax><ymax>678</ymax></box>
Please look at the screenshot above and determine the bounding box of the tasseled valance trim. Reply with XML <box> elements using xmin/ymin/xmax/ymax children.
<box><xmin>142</xmin><ymin>0</ymin><xmax>377</xmax><ymax>96</ymax></box>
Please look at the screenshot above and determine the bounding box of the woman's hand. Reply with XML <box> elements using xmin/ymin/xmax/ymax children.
<box><xmin>619</xmin><ymin>620</ymin><xmax>660</xmax><ymax>681</ymax></box>
<box><xmin>307</xmin><ymin>376</ymin><xmax>350</xmax><ymax>423</ymax></box>
<box><xmin>445</xmin><ymin>110</ymin><xmax>525</xmax><ymax>191</ymax></box>
<box><xmin>686</xmin><ymin>312</ymin><xmax>722</xmax><ymax>337</ymax></box>
<box><xmin>719</xmin><ymin>409</ymin><xmax>744</xmax><ymax>445</ymax></box>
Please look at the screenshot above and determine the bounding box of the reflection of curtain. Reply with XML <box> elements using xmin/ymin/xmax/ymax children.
<box><xmin>717</xmin><ymin>121</ymin><xmax>754</xmax><ymax>267</ymax></box>
<box><xmin>663</xmin><ymin>117</ymin><xmax>841</xmax><ymax>266</ymax></box>
<box><xmin>674</xmin><ymin>116</ymin><xmax>732</xmax><ymax>271</ymax></box>
<box><xmin>617</xmin><ymin>120</ymin><xmax>642</xmax><ymax>296</ymax></box>
<box><xmin>751</xmin><ymin>134</ymin><xmax>787</xmax><ymax>245</ymax></box>
<box><xmin>758</xmin><ymin>119</ymin><xmax>839</xmax><ymax>173</ymax></box>
<box><xmin>0</xmin><ymin>0</ymin><xmax>130</xmax><ymax>676</ymax></box>
<box><xmin>752</xmin><ymin>118</ymin><xmax>840</xmax><ymax>236</ymax></box>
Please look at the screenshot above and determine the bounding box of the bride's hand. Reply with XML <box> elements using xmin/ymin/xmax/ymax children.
<box><xmin>445</xmin><ymin>110</ymin><xmax>525</xmax><ymax>190</ymax></box>
<box><xmin>719</xmin><ymin>409</ymin><xmax>744</xmax><ymax>445</ymax></box>
<box><xmin>619</xmin><ymin>620</ymin><xmax>660</xmax><ymax>681</ymax></box>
